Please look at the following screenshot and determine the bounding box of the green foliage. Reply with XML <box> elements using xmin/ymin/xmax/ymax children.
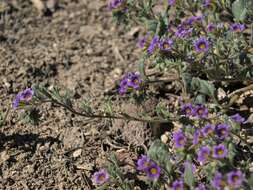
<box><xmin>80</xmin><ymin>100</ymin><xmax>93</xmax><ymax>115</ymax></box>
<box><xmin>191</xmin><ymin>77</ymin><xmax>217</xmax><ymax>102</ymax></box>
<box><xmin>147</xmin><ymin>140</ymin><xmax>172</xmax><ymax>175</ymax></box>
<box><xmin>232</xmin><ymin>0</ymin><xmax>252</xmax><ymax>21</ymax></box>
<box><xmin>184</xmin><ymin>160</ymin><xmax>195</xmax><ymax>189</ymax></box>
<box><xmin>106</xmin><ymin>154</ymin><xmax>133</xmax><ymax>190</ymax></box>
<box><xmin>22</xmin><ymin>108</ymin><xmax>41</xmax><ymax>126</ymax></box>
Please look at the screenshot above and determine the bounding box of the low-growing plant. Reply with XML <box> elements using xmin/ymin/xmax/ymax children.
<box><xmin>9</xmin><ymin>0</ymin><xmax>253</xmax><ymax>189</ymax></box>
<box><xmin>11</xmin><ymin>85</ymin><xmax>253</xmax><ymax>189</ymax></box>
<box><xmin>110</xmin><ymin>0</ymin><xmax>253</xmax><ymax>82</ymax></box>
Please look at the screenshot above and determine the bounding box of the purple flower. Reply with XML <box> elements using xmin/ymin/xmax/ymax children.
<box><xmin>230</xmin><ymin>113</ymin><xmax>245</xmax><ymax>124</ymax></box>
<box><xmin>159</xmin><ymin>39</ymin><xmax>173</xmax><ymax>51</ymax></box>
<box><xmin>185</xmin><ymin>15</ymin><xmax>203</xmax><ymax>25</ymax></box>
<box><xmin>230</xmin><ymin>23</ymin><xmax>245</xmax><ymax>32</ymax></box>
<box><xmin>193</xmin><ymin>129</ymin><xmax>201</xmax><ymax>145</ymax></box>
<box><xmin>93</xmin><ymin>169</ymin><xmax>109</xmax><ymax>186</ymax></box>
<box><xmin>20</xmin><ymin>88</ymin><xmax>34</xmax><ymax>102</ymax></box>
<box><xmin>168</xmin><ymin>0</ymin><xmax>176</xmax><ymax>6</ymax></box>
<box><xmin>215</xmin><ymin>124</ymin><xmax>230</xmax><ymax>140</ymax></box>
<box><xmin>197</xmin><ymin>146</ymin><xmax>210</xmax><ymax>165</ymax></box>
<box><xmin>13</xmin><ymin>93</ymin><xmax>21</xmax><ymax>109</ymax></box>
<box><xmin>227</xmin><ymin>170</ymin><xmax>244</xmax><ymax>188</ymax></box>
<box><xmin>195</xmin><ymin>184</ymin><xmax>206</xmax><ymax>190</ymax></box>
<box><xmin>13</xmin><ymin>88</ymin><xmax>34</xmax><ymax>109</ymax></box>
<box><xmin>147</xmin><ymin>35</ymin><xmax>159</xmax><ymax>54</ymax></box>
<box><xmin>129</xmin><ymin>73</ymin><xmax>142</xmax><ymax>89</ymax></box>
<box><xmin>172</xmin><ymin>180</ymin><xmax>184</xmax><ymax>190</ymax></box>
<box><xmin>211</xmin><ymin>172</ymin><xmax>226</xmax><ymax>190</ymax></box>
<box><xmin>203</xmin><ymin>0</ymin><xmax>210</xmax><ymax>7</ymax></box>
<box><xmin>194</xmin><ymin>37</ymin><xmax>209</xmax><ymax>53</ymax></box>
<box><xmin>119</xmin><ymin>72</ymin><xmax>142</xmax><ymax>95</ymax></box>
<box><xmin>108</xmin><ymin>0</ymin><xmax>124</xmax><ymax>10</ymax></box>
<box><xmin>119</xmin><ymin>78</ymin><xmax>128</xmax><ymax>95</ymax></box>
<box><xmin>145</xmin><ymin>162</ymin><xmax>161</xmax><ymax>180</ymax></box>
<box><xmin>175</xmin><ymin>25</ymin><xmax>193</xmax><ymax>38</ymax></box>
<box><xmin>181</xmin><ymin>103</ymin><xmax>194</xmax><ymax>117</ymax></box>
<box><xmin>213</xmin><ymin>144</ymin><xmax>228</xmax><ymax>159</ymax></box>
<box><xmin>137</xmin><ymin>155</ymin><xmax>152</xmax><ymax>171</ymax></box>
<box><xmin>193</xmin><ymin>104</ymin><xmax>208</xmax><ymax>118</ymax></box>
<box><xmin>173</xmin><ymin>130</ymin><xmax>187</xmax><ymax>148</ymax></box>
<box><xmin>202</xmin><ymin>124</ymin><xmax>215</xmax><ymax>137</ymax></box>
<box><xmin>207</xmin><ymin>23</ymin><xmax>216</xmax><ymax>32</ymax></box>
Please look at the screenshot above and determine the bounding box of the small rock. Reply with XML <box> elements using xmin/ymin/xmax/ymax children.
<box><xmin>73</xmin><ymin>149</ymin><xmax>82</xmax><ymax>158</ymax></box>
<box><xmin>0</xmin><ymin>151</ymin><xmax>10</xmax><ymax>165</ymax></box>
<box><xmin>161</xmin><ymin>132</ymin><xmax>169</xmax><ymax>144</ymax></box>
<box><xmin>217</xmin><ymin>88</ymin><xmax>226</xmax><ymax>101</ymax></box>
<box><xmin>30</xmin><ymin>0</ymin><xmax>45</xmax><ymax>12</ymax></box>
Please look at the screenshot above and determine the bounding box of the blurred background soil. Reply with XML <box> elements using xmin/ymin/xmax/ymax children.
<box><xmin>0</xmin><ymin>0</ymin><xmax>144</xmax><ymax>189</ymax></box>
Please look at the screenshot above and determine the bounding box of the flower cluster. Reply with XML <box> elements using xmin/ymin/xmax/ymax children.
<box><xmin>181</xmin><ymin>103</ymin><xmax>208</xmax><ymax>118</ymax></box>
<box><xmin>230</xmin><ymin>23</ymin><xmax>245</xmax><ymax>32</ymax></box>
<box><xmin>212</xmin><ymin>170</ymin><xmax>244</xmax><ymax>189</ymax></box>
<box><xmin>119</xmin><ymin>72</ymin><xmax>142</xmax><ymax>95</ymax></box>
<box><xmin>147</xmin><ymin>36</ymin><xmax>173</xmax><ymax>54</ymax></box>
<box><xmin>96</xmin><ymin>0</ymin><xmax>251</xmax><ymax>189</ymax></box>
<box><xmin>137</xmin><ymin>155</ymin><xmax>161</xmax><ymax>180</ymax></box>
<box><xmin>197</xmin><ymin>144</ymin><xmax>228</xmax><ymax>164</ymax></box>
<box><xmin>13</xmin><ymin>88</ymin><xmax>34</xmax><ymax>109</ymax></box>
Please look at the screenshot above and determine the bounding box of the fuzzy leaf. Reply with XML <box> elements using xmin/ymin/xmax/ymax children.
<box><xmin>191</xmin><ymin>77</ymin><xmax>217</xmax><ymax>101</ymax></box>
<box><xmin>146</xmin><ymin>19</ymin><xmax>158</xmax><ymax>33</ymax></box>
<box><xmin>232</xmin><ymin>0</ymin><xmax>249</xmax><ymax>21</ymax></box>
<box><xmin>184</xmin><ymin>161</ymin><xmax>195</xmax><ymax>189</ymax></box>
<box><xmin>138</xmin><ymin>56</ymin><xmax>147</xmax><ymax>80</ymax></box>
<box><xmin>148</xmin><ymin>140</ymin><xmax>172</xmax><ymax>174</ymax></box>
<box><xmin>228</xmin><ymin>143</ymin><xmax>236</xmax><ymax>164</ymax></box>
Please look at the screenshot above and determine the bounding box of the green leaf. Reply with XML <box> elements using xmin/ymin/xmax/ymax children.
<box><xmin>145</xmin><ymin>19</ymin><xmax>158</xmax><ymax>33</ymax></box>
<box><xmin>181</xmin><ymin>73</ymin><xmax>193</xmax><ymax>93</ymax></box>
<box><xmin>247</xmin><ymin>173</ymin><xmax>253</xmax><ymax>189</ymax></box>
<box><xmin>184</xmin><ymin>161</ymin><xmax>195</xmax><ymax>189</ymax></box>
<box><xmin>158</xmin><ymin>13</ymin><xmax>168</xmax><ymax>36</ymax></box>
<box><xmin>228</xmin><ymin>143</ymin><xmax>236</xmax><ymax>164</ymax></box>
<box><xmin>191</xmin><ymin>77</ymin><xmax>217</xmax><ymax>102</ymax></box>
<box><xmin>23</xmin><ymin>108</ymin><xmax>41</xmax><ymax>126</ymax></box>
<box><xmin>148</xmin><ymin>140</ymin><xmax>172</xmax><ymax>175</ymax></box>
<box><xmin>232</xmin><ymin>0</ymin><xmax>250</xmax><ymax>21</ymax></box>
<box><xmin>96</xmin><ymin>184</ymin><xmax>110</xmax><ymax>190</ymax></box>
<box><xmin>138</xmin><ymin>56</ymin><xmax>147</xmax><ymax>80</ymax></box>
<box><xmin>194</xmin><ymin>94</ymin><xmax>206</xmax><ymax>104</ymax></box>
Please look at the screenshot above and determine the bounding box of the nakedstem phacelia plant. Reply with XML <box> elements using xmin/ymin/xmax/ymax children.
<box><xmin>11</xmin><ymin>0</ymin><xmax>253</xmax><ymax>189</ymax></box>
<box><xmin>12</xmin><ymin>86</ymin><xmax>253</xmax><ymax>189</ymax></box>
<box><xmin>91</xmin><ymin>100</ymin><xmax>252</xmax><ymax>189</ymax></box>
<box><xmin>109</xmin><ymin>0</ymin><xmax>253</xmax><ymax>81</ymax></box>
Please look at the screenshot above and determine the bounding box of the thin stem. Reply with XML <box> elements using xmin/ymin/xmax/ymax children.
<box><xmin>147</xmin><ymin>78</ymin><xmax>179</xmax><ymax>83</ymax></box>
<box><xmin>2</xmin><ymin>105</ymin><xmax>10</xmax><ymax>126</ymax></box>
<box><xmin>228</xmin><ymin>84</ymin><xmax>253</xmax><ymax>98</ymax></box>
<box><xmin>231</xmin><ymin>131</ymin><xmax>253</xmax><ymax>154</ymax></box>
<box><xmin>49</xmin><ymin>98</ymin><xmax>174</xmax><ymax>124</ymax></box>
